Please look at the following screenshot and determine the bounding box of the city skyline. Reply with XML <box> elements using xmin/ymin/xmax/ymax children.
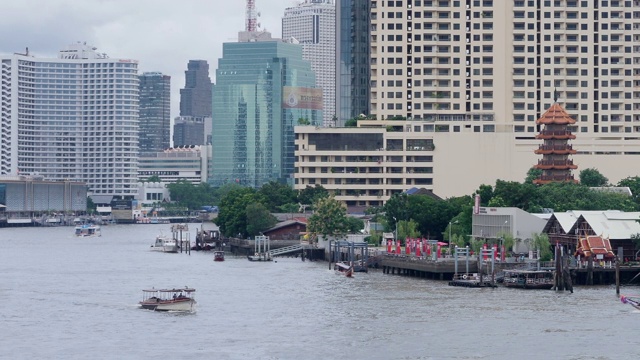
<box><xmin>0</xmin><ymin>0</ymin><xmax>290</xmax><ymax>120</ymax></box>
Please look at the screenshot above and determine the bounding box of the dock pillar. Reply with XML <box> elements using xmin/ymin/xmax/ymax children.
<box><xmin>587</xmin><ymin>256</ymin><xmax>593</xmax><ymax>286</ymax></box>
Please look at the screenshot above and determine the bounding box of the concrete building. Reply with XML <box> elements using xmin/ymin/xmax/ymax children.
<box><xmin>139</xmin><ymin>72</ymin><xmax>171</xmax><ymax>154</ymax></box>
<box><xmin>0</xmin><ymin>43</ymin><xmax>139</xmax><ymax>199</ymax></box>
<box><xmin>138</xmin><ymin>145</ymin><xmax>211</xmax><ymax>185</ymax></box>
<box><xmin>179</xmin><ymin>60</ymin><xmax>212</xmax><ymax>117</ymax></box>
<box><xmin>283</xmin><ymin>0</ymin><xmax>336</xmax><ymax>126</ymax></box>
<box><xmin>0</xmin><ymin>175</ymin><xmax>86</xmax><ymax>225</ymax></box>
<box><xmin>336</xmin><ymin>0</ymin><xmax>371</xmax><ymax>124</ymax></box>
<box><xmin>295</xmin><ymin>113</ymin><xmax>640</xmax><ymax>199</ymax></box>
<box><xmin>211</xmin><ymin>30</ymin><xmax>322</xmax><ymax>187</ymax></box>
<box><xmin>173</xmin><ymin>116</ymin><xmax>212</xmax><ymax>146</ymax></box>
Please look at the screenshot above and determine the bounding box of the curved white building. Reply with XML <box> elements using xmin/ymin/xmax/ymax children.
<box><xmin>1</xmin><ymin>43</ymin><xmax>139</xmax><ymax>198</ymax></box>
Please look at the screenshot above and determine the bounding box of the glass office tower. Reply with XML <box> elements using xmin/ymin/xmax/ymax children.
<box><xmin>211</xmin><ymin>39</ymin><xmax>322</xmax><ymax>187</ymax></box>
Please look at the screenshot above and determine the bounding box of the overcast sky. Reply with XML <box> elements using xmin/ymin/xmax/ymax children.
<box><xmin>0</xmin><ymin>0</ymin><xmax>297</xmax><ymax>119</ymax></box>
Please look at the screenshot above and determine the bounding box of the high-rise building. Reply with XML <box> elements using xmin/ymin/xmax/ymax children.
<box><xmin>179</xmin><ymin>60</ymin><xmax>212</xmax><ymax>117</ymax></box>
<box><xmin>139</xmin><ymin>72</ymin><xmax>171</xmax><ymax>154</ymax></box>
<box><xmin>0</xmin><ymin>42</ymin><xmax>139</xmax><ymax>198</ymax></box>
<box><xmin>282</xmin><ymin>0</ymin><xmax>336</xmax><ymax>127</ymax></box>
<box><xmin>211</xmin><ymin>31</ymin><xmax>322</xmax><ymax>187</ymax></box>
<box><xmin>173</xmin><ymin>116</ymin><xmax>212</xmax><ymax>146</ymax></box>
<box><xmin>370</xmin><ymin>1</ymin><xmax>640</xmax><ymax>135</ymax></box>
<box><xmin>336</xmin><ymin>0</ymin><xmax>370</xmax><ymax>125</ymax></box>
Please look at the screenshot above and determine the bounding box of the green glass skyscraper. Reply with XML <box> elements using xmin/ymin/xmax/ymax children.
<box><xmin>211</xmin><ymin>34</ymin><xmax>322</xmax><ymax>187</ymax></box>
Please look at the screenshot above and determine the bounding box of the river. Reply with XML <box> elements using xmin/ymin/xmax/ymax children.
<box><xmin>0</xmin><ymin>224</ymin><xmax>636</xmax><ymax>359</ymax></box>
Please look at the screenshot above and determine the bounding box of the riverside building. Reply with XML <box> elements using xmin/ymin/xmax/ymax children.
<box><xmin>283</xmin><ymin>0</ymin><xmax>337</xmax><ymax>126</ymax></box>
<box><xmin>310</xmin><ymin>0</ymin><xmax>640</xmax><ymax>198</ymax></box>
<box><xmin>211</xmin><ymin>29</ymin><xmax>322</xmax><ymax>187</ymax></box>
<box><xmin>0</xmin><ymin>43</ymin><xmax>139</xmax><ymax>199</ymax></box>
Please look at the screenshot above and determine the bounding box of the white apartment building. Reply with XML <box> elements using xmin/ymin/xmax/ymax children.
<box><xmin>283</xmin><ymin>0</ymin><xmax>337</xmax><ymax>126</ymax></box>
<box><xmin>371</xmin><ymin>0</ymin><xmax>640</xmax><ymax>136</ymax></box>
<box><xmin>138</xmin><ymin>145</ymin><xmax>211</xmax><ymax>185</ymax></box>
<box><xmin>0</xmin><ymin>42</ymin><xmax>139</xmax><ymax>198</ymax></box>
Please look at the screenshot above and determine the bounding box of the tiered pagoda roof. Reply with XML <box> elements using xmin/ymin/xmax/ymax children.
<box><xmin>533</xmin><ymin>103</ymin><xmax>578</xmax><ymax>185</ymax></box>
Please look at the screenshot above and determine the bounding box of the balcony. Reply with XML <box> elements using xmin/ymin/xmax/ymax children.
<box><xmin>533</xmin><ymin>175</ymin><xmax>578</xmax><ymax>185</ymax></box>
<box><xmin>535</xmin><ymin>130</ymin><xmax>576</xmax><ymax>140</ymax></box>
<box><xmin>534</xmin><ymin>145</ymin><xmax>577</xmax><ymax>155</ymax></box>
<box><xmin>535</xmin><ymin>159</ymin><xmax>577</xmax><ymax>170</ymax></box>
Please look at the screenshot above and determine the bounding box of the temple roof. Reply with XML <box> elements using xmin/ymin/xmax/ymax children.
<box><xmin>536</xmin><ymin>103</ymin><xmax>576</xmax><ymax>125</ymax></box>
<box><xmin>575</xmin><ymin>235</ymin><xmax>615</xmax><ymax>259</ymax></box>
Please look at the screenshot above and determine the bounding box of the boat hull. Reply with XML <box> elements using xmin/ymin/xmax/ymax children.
<box><xmin>139</xmin><ymin>299</ymin><xmax>196</xmax><ymax>312</ymax></box>
<box><xmin>150</xmin><ymin>246</ymin><xmax>179</xmax><ymax>253</ymax></box>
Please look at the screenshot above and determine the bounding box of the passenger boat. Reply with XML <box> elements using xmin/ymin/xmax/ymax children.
<box><xmin>213</xmin><ymin>250</ymin><xmax>225</xmax><ymax>262</ymax></box>
<box><xmin>503</xmin><ymin>269</ymin><xmax>554</xmax><ymax>289</ymax></box>
<box><xmin>139</xmin><ymin>288</ymin><xmax>196</xmax><ymax>312</ymax></box>
<box><xmin>74</xmin><ymin>224</ymin><xmax>101</xmax><ymax>237</ymax></box>
<box><xmin>334</xmin><ymin>262</ymin><xmax>354</xmax><ymax>277</ymax></box>
<box><xmin>150</xmin><ymin>234</ymin><xmax>179</xmax><ymax>253</ymax></box>
<box><xmin>620</xmin><ymin>295</ymin><xmax>640</xmax><ymax>310</ymax></box>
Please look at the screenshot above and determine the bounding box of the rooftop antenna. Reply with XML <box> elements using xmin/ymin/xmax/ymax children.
<box><xmin>246</xmin><ymin>0</ymin><xmax>258</xmax><ymax>32</ymax></box>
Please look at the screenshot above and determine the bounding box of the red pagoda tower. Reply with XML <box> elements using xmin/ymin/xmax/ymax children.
<box><xmin>533</xmin><ymin>103</ymin><xmax>578</xmax><ymax>185</ymax></box>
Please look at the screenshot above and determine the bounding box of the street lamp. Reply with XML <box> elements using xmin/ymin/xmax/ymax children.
<box><xmin>393</xmin><ymin>216</ymin><xmax>398</xmax><ymax>243</ymax></box>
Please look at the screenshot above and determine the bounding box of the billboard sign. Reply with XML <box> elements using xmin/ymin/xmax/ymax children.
<box><xmin>282</xmin><ymin>86</ymin><xmax>323</xmax><ymax>110</ymax></box>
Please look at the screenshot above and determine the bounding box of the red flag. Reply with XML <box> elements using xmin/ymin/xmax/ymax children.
<box><xmin>387</xmin><ymin>239</ymin><xmax>392</xmax><ymax>253</ymax></box>
<box><xmin>437</xmin><ymin>244</ymin><xmax>441</xmax><ymax>259</ymax></box>
<box><xmin>483</xmin><ymin>243</ymin><xmax>488</xmax><ymax>260</ymax></box>
<box><xmin>396</xmin><ymin>241</ymin><xmax>401</xmax><ymax>255</ymax></box>
<box><xmin>416</xmin><ymin>242</ymin><xmax>422</xmax><ymax>257</ymax></box>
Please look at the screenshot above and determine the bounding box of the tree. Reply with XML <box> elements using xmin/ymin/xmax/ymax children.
<box><xmin>307</xmin><ymin>196</ymin><xmax>349</xmax><ymax>240</ymax></box>
<box><xmin>297</xmin><ymin>117</ymin><xmax>310</xmax><ymax>125</ymax></box>
<box><xmin>579</xmin><ymin>168</ymin><xmax>608</xmax><ymax>187</ymax></box>
<box><xmin>144</xmin><ymin>175</ymin><xmax>162</xmax><ymax>183</ymax></box>
<box><xmin>525</xmin><ymin>167</ymin><xmax>542</xmax><ymax>184</ymax></box>
<box><xmin>245</xmin><ymin>203</ymin><xmax>277</xmax><ymax>237</ymax></box>
<box><xmin>397</xmin><ymin>219</ymin><xmax>421</xmax><ymax>241</ymax></box>
<box><xmin>475</xmin><ymin>184</ymin><xmax>494</xmax><ymax>206</ymax></box>
<box><xmin>217</xmin><ymin>187</ymin><xmax>265</xmax><ymax>238</ymax></box>
<box><xmin>345</xmin><ymin>216</ymin><xmax>365</xmax><ymax>233</ymax></box>
<box><xmin>298</xmin><ymin>184</ymin><xmax>329</xmax><ymax>208</ymax></box>
<box><xmin>617</xmin><ymin>176</ymin><xmax>640</xmax><ymax>206</ymax></box>
<box><xmin>531</xmin><ymin>233</ymin><xmax>552</xmax><ymax>261</ymax></box>
<box><xmin>86</xmin><ymin>196</ymin><xmax>96</xmax><ymax>212</ymax></box>
<box><xmin>258</xmin><ymin>181</ymin><xmax>297</xmax><ymax>212</ymax></box>
<box><xmin>344</xmin><ymin>118</ymin><xmax>358</xmax><ymax>127</ymax></box>
<box><xmin>497</xmin><ymin>231</ymin><xmax>515</xmax><ymax>254</ymax></box>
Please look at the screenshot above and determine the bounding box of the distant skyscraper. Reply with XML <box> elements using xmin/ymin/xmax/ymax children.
<box><xmin>211</xmin><ymin>32</ymin><xmax>322</xmax><ymax>187</ymax></box>
<box><xmin>0</xmin><ymin>42</ymin><xmax>139</xmax><ymax>198</ymax></box>
<box><xmin>173</xmin><ymin>116</ymin><xmax>212</xmax><ymax>147</ymax></box>
<box><xmin>139</xmin><ymin>72</ymin><xmax>171</xmax><ymax>154</ymax></box>
<box><xmin>282</xmin><ymin>0</ymin><xmax>336</xmax><ymax>127</ymax></box>
<box><xmin>336</xmin><ymin>0</ymin><xmax>370</xmax><ymax>125</ymax></box>
<box><xmin>179</xmin><ymin>60</ymin><xmax>212</xmax><ymax>117</ymax></box>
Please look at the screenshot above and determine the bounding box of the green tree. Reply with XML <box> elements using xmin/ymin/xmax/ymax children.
<box><xmin>307</xmin><ymin>196</ymin><xmax>349</xmax><ymax>240</ymax></box>
<box><xmin>525</xmin><ymin>167</ymin><xmax>543</xmax><ymax>184</ymax></box>
<box><xmin>345</xmin><ymin>216</ymin><xmax>365</xmax><ymax>233</ymax></box>
<box><xmin>217</xmin><ymin>187</ymin><xmax>264</xmax><ymax>238</ymax></box>
<box><xmin>144</xmin><ymin>175</ymin><xmax>162</xmax><ymax>183</ymax></box>
<box><xmin>298</xmin><ymin>184</ymin><xmax>329</xmax><ymax>208</ymax></box>
<box><xmin>245</xmin><ymin>203</ymin><xmax>277</xmax><ymax>237</ymax></box>
<box><xmin>617</xmin><ymin>176</ymin><xmax>640</xmax><ymax>206</ymax></box>
<box><xmin>86</xmin><ymin>196</ymin><xmax>96</xmax><ymax>212</ymax></box>
<box><xmin>297</xmin><ymin>117</ymin><xmax>311</xmax><ymax>125</ymax></box>
<box><xmin>497</xmin><ymin>231</ymin><xmax>515</xmax><ymax>254</ymax></box>
<box><xmin>258</xmin><ymin>181</ymin><xmax>297</xmax><ymax>212</ymax></box>
<box><xmin>278</xmin><ymin>203</ymin><xmax>299</xmax><ymax>213</ymax></box>
<box><xmin>475</xmin><ymin>184</ymin><xmax>494</xmax><ymax>206</ymax></box>
<box><xmin>579</xmin><ymin>168</ymin><xmax>608</xmax><ymax>187</ymax></box>
<box><xmin>531</xmin><ymin>233</ymin><xmax>552</xmax><ymax>261</ymax></box>
<box><xmin>451</xmin><ymin>233</ymin><xmax>467</xmax><ymax>249</ymax></box>
<box><xmin>397</xmin><ymin>219</ymin><xmax>421</xmax><ymax>241</ymax></box>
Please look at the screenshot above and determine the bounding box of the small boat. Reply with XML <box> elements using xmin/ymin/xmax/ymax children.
<box><xmin>620</xmin><ymin>295</ymin><xmax>640</xmax><ymax>310</ymax></box>
<box><xmin>247</xmin><ymin>252</ymin><xmax>272</xmax><ymax>262</ymax></box>
<box><xmin>503</xmin><ymin>269</ymin><xmax>554</xmax><ymax>289</ymax></box>
<box><xmin>334</xmin><ymin>262</ymin><xmax>354</xmax><ymax>277</ymax></box>
<box><xmin>139</xmin><ymin>287</ymin><xmax>196</xmax><ymax>312</ymax></box>
<box><xmin>75</xmin><ymin>224</ymin><xmax>101</xmax><ymax>237</ymax></box>
<box><xmin>150</xmin><ymin>234</ymin><xmax>179</xmax><ymax>253</ymax></box>
<box><xmin>213</xmin><ymin>250</ymin><xmax>225</xmax><ymax>262</ymax></box>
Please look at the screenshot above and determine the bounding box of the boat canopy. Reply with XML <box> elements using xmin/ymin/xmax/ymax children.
<box><xmin>142</xmin><ymin>288</ymin><xmax>196</xmax><ymax>293</ymax></box>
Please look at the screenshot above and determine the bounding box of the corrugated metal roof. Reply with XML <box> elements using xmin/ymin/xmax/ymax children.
<box><xmin>580</xmin><ymin>212</ymin><xmax>640</xmax><ymax>239</ymax></box>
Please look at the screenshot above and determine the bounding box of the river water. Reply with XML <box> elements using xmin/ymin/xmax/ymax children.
<box><xmin>0</xmin><ymin>224</ymin><xmax>636</xmax><ymax>359</ymax></box>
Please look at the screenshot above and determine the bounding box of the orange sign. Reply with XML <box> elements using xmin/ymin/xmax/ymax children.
<box><xmin>282</xmin><ymin>86</ymin><xmax>323</xmax><ymax>110</ymax></box>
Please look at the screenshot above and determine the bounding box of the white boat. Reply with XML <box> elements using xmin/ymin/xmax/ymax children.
<box><xmin>75</xmin><ymin>224</ymin><xmax>101</xmax><ymax>237</ymax></box>
<box><xmin>139</xmin><ymin>288</ymin><xmax>196</xmax><ymax>312</ymax></box>
<box><xmin>150</xmin><ymin>234</ymin><xmax>179</xmax><ymax>253</ymax></box>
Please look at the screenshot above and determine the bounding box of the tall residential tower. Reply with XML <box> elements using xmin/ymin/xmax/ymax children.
<box><xmin>0</xmin><ymin>43</ymin><xmax>139</xmax><ymax>198</ymax></box>
<box><xmin>283</xmin><ymin>0</ymin><xmax>336</xmax><ymax>126</ymax></box>
<box><xmin>139</xmin><ymin>72</ymin><xmax>171</xmax><ymax>154</ymax></box>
